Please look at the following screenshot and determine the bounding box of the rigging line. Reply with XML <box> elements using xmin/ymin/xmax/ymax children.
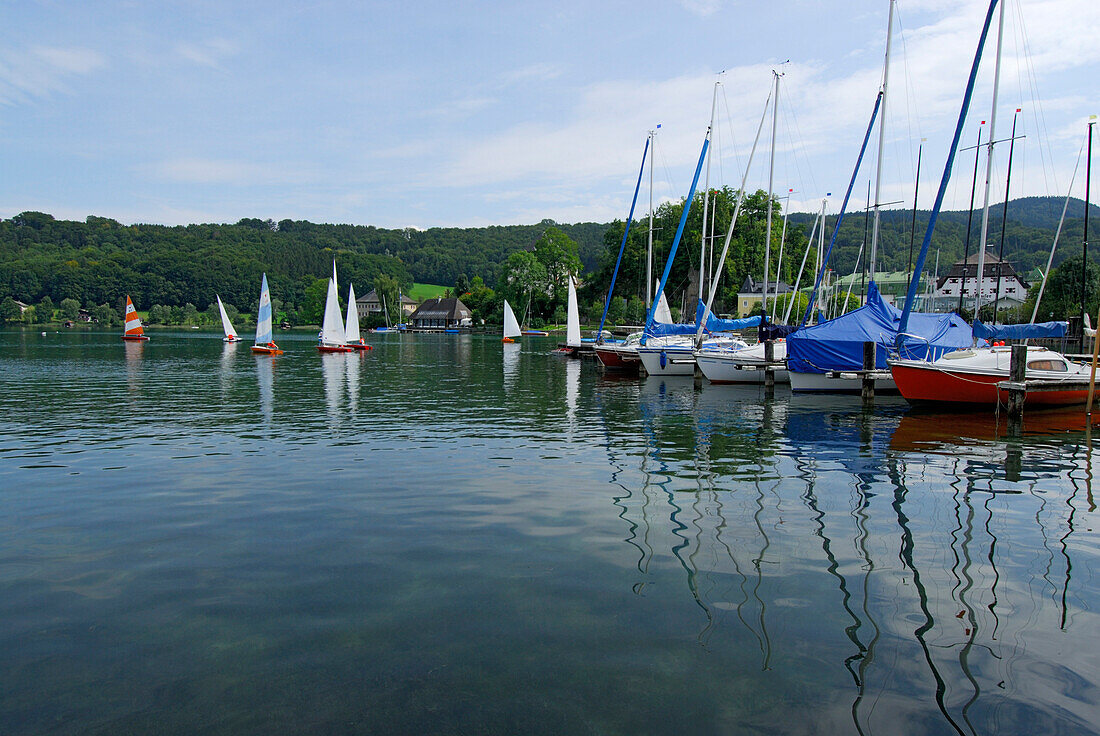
<box><xmin>1012</xmin><ymin>0</ymin><xmax>1058</xmax><ymax>196</ymax></box>
<box><xmin>718</xmin><ymin>83</ymin><xmax>746</xmax><ymax>188</ymax></box>
<box><xmin>780</xmin><ymin>80</ymin><xmax>821</xmax><ymax>199</ymax></box>
<box><xmin>893</xmin><ymin>3</ymin><xmax>924</xmax><ymax>177</ymax></box>
<box><xmin>778</xmin><ymin>81</ymin><xmax>813</xmax><ymax>211</ymax></box>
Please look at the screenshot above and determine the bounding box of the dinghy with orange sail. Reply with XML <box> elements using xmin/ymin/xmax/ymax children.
<box><xmin>121</xmin><ymin>295</ymin><xmax>149</xmax><ymax>341</ymax></box>
<box><xmin>251</xmin><ymin>273</ymin><xmax>283</xmax><ymax>355</ymax></box>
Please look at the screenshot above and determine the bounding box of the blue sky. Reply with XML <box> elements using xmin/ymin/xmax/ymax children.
<box><xmin>1</xmin><ymin>0</ymin><xmax>1097</xmax><ymax>228</ymax></box>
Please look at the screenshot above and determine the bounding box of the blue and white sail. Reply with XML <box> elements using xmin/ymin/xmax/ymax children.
<box><xmin>255</xmin><ymin>273</ymin><xmax>274</xmax><ymax>346</ymax></box>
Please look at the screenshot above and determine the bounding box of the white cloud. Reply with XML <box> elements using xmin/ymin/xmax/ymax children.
<box><xmin>0</xmin><ymin>45</ymin><xmax>106</xmax><ymax>105</ymax></box>
<box><xmin>677</xmin><ymin>0</ymin><xmax>723</xmax><ymax>17</ymax></box>
<box><xmin>174</xmin><ymin>38</ymin><xmax>238</xmax><ymax>69</ymax></box>
<box><xmin>150</xmin><ymin>158</ymin><xmax>314</xmax><ymax>186</ymax></box>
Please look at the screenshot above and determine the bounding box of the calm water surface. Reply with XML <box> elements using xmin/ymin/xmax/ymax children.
<box><xmin>1</xmin><ymin>329</ymin><xmax>1097</xmax><ymax>735</ymax></box>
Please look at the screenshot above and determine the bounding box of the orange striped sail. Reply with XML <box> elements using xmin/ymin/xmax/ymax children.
<box><xmin>122</xmin><ymin>295</ymin><xmax>148</xmax><ymax>340</ymax></box>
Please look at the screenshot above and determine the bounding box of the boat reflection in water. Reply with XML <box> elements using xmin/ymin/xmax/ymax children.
<box><xmin>597</xmin><ymin>377</ymin><xmax>1095</xmax><ymax>734</ymax></box>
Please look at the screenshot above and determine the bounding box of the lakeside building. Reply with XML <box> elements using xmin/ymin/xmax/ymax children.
<box><xmin>355</xmin><ymin>290</ymin><xmax>417</xmax><ymax>320</ymax></box>
<box><xmin>933</xmin><ymin>253</ymin><xmax>1030</xmax><ymax>313</ymax></box>
<box><xmin>736</xmin><ymin>276</ymin><xmax>795</xmax><ymax>317</ymax></box>
<box><xmin>408</xmin><ymin>297</ymin><xmax>473</xmax><ymax>331</ymax></box>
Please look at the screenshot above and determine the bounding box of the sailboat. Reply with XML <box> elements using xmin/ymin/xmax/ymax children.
<box><xmin>121</xmin><ymin>295</ymin><xmax>149</xmax><ymax>341</ymax></box>
<box><xmin>217</xmin><ymin>295</ymin><xmax>241</xmax><ymax>342</ymax></box>
<box><xmin>502</xmin><ymin>300</ymin><xmax>521</xmax><ymax>343</ymax></box>
<box><xmin>553</xmin><ymin>277</ymin><xmax>582</xmax><ymax>355</ymax></box>
<box><xmin>344</xmin><ymin>283</ymin><xmax>371</xmax><ymax>351</ymax></box>
<box><xmin>318</xmin><ymin>262</ymin><xmax>352</xmax><ymax>353</ymax></box>
<box><xmin>251</xmin><ymin>273</ymin><xmax>283</xmax><ymax>355</ymax></box>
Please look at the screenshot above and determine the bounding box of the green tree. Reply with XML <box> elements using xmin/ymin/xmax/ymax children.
<box><xmin>299</xmin><ymin>277</ymin><xmax>329</xmax><ymax>325</ymax></box>
<box><xmin>454</xmin><ymin>273</ymin><xmax>470</xmax><ymax>297</ymax></box>
<box><xmin>38</xmin><ymin>295</ymin><xmax>54</xmax><ymax>322</ymax></box>
<box><xmin>533</xmin><ymin>226</ymin><xmax>582</xmax><ymax>306</ymax></box>
<box><xmin>59</xmin><ymin>297</ymin><xmax>81</xmax><ymax>321</ymax></box>
<box><xmin>0</xmin><ymin>297</ymin><xmax>22</xmax><ymax>323</ymax></box>
<box><xmin>460</xmin><ymin>276</ymin><xmax>495</xmax><ymax>323</ymax></box>
<box><xmin>372</xmin><ymin>274</ymin><xmax>399</xmax><ymax>327</ymax></box>
<box><xmin>1029</xmin><ymin>254</ymin><xmax>1099</xmax><ymax>321</ymax></box>
<box><xmin>21</xmin><ymin>304</ymin><xmax>36</xmax><ymax>324</ymax></box>
<box><xmin>148</xmin><ymin>304</ymin><xmax>171</xmax><ymax>324</ymax></box>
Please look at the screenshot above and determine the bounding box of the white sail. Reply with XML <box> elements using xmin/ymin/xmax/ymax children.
<box><xmin>345</xmin><ymin>283</ymin><xmax>361</xmax><ymax>344</ymax></box>
<box><xmin>320</xmin><ymin>276</ymin><xmax>347</xmax><ymax>346</ymax></box>
<box><xmin>655</xmin><ymin>289</ymin><xmax>673</xmax><ymax>324</ymax></box>
<box><xmin>255</xmin><ymin>273</ymin><xmax>273</xmax><ymax>345</ymax></box>
<box><xmin>566</xmin><ymin>277</ymin><xmax>581</xmax><ymax>347</ymax></box>
<box><xmin>217</xmin><ymin>295</ymin><xmax>238</xmax><ymax>340</ymax></box>
<box><xmin>503</xmin><ymin>300</ymin><xmax>521</xmax><ymax>339</ymax></box>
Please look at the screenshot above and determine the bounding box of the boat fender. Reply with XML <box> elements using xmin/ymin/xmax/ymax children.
<box><xmin>660</xmin><ymin>351</ymin><xmax>667</xmax><ymax>369</ymax></box>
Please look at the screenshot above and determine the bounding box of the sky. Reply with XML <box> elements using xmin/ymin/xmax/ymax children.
<box><xmin>1</xmin><ymin>0</ymin><xmax>1097</xmax><ymax>229</ymax></box>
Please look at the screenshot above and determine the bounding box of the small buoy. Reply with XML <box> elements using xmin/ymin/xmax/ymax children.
<box><xmin>41</xmin><ymin>331</ymin><xmax>47</xmax><ymax>336</ymax></box>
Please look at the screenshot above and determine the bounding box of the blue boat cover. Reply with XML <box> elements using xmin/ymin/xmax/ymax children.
<box><xmin>646</xmin><ymin>302</ymin><xmax>763</xmax><ymax>337</ymax></box>
<box><xmin>972</xmin><ymin>320</ymin><xmax>1067</xmax><ymax>340</ymax></box>
<box><xmin>787</xmin><ymin>282</ymin><xmax>975</xmax><ymax>374</ymax></box>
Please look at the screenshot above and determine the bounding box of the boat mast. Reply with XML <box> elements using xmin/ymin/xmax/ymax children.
<box><xmin>957</xmin><ymin>124</ymin><xmax>984</xmax><ymax>314</ymax></box>
<box><xmin>763</xmin><ymin>70</ymin><xmax>780</xmax><ymax>321</ymax></box>
<box><xmin>694</xmin><ymin>86</ymin><xmax>771</xmax><ymax>347</ymax></box>
<box><xmin>772</xmin><ymin>189</ymin><xmax>791</xmax><ymax>321</ymax></box>
<box><xmin>700</xmin><ymin>81</ymin><xmax>719</xmax><ymax>307</ymax></box>
<box><xmin>869</xmin><ymin>0</ymin><xmax>895</xmax><ymax>282</ymax></box>
<box><xmin>992</xmin><ymin>108</ymin><xmax>1021</xmax><ymax>319</ymax></box>
<box><xmin>1083</xmin><ymin>118</ymin><xmax>1095</xmax><ymax>351</ymax></box>
<box><xmin>906</xmin><ymin>139</ymin><xmax>924</xmax><ymax>299</ymax></box>
<box><xmin>781</xmin><ymin>207</ymin><xmax>819</xmax><ymax>325</ymax></box>
<box><xmin>897</xmin><ymin>0</ymin><xmax>1001</xmax><ymax>344</ymax></box>
<box><xmin>973</xmin><ymin>0</ymin><xmax>1006</xmax><ymax>321</ymax></box>
<box><xmin>648</xmin><ymin>127</ymin><xmax>657</xmax><ymax>310</ymax></box>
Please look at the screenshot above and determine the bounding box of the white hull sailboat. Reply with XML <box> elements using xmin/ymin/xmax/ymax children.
<box><xmin>554</xmin><ymin>277</ymin><xmax>582</xmax><ymax>356</ymax></box>
<box><xmin>251</xmin><ymin>273</ymin><xmax>283</xmax><ymax>355</ymax></box>
<box><xmin>503</xmin><ymin>300</ymin><xmax>521</xmax><ymax>343</ymax></box>
<box><xmin>217</xmin><ymin>295</ymin><xmax>241</xmax><ymax>342</ymax></box>
<box><xmin>344</xmin><ymin>283</ymin><xmax>371</xmax><ymax>351</ymax></box>
<box><xmin>318</xmin><ymin>261</ymin><xmax>352</xmax><ymax>353</ymax></box>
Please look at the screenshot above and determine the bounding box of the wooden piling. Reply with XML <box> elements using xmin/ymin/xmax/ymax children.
<box><xmin>861</xmin><ymin>341</ymin><xmax>876</xmax><ymax>406</ymax></box>
<box><xmin>1006</xmin><ymin>344</ymin><xmax>1027</xmax><ymax>419</ymax></box>
<box><xmin>764</xmin><ymin>340</ymin><xmax>775</xmax><ymax>397</ymax></box>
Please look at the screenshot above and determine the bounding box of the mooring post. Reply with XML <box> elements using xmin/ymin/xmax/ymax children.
<box><xmin>861</xmin><ymin>341</ymin><xmax>876</xmax><ymax>406</ymax></box>
<box><xmin>764</xmin><ymin>339</ymin><xmax>775</xmax><ymax>396</ymax></box>
<box><xmin>1007</xmin><ymin>343</ymin><xmax>1027</xmax><ymax>419</ymax></box>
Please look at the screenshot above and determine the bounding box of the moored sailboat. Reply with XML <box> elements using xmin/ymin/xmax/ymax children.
<box><xmin>121</xmin><ymin>295</ymin><xmax>149</xmax><ymax>341</ymax></box>
<box><xmin>344</xmin><ymin>283</ymin><xmax>371</xmax><ymax>351</ymax></box>
<box><xmin>251</xmin><ymin>273</ymin><xmax>283</xmax><ymax>355</ymax></box>
<box><xmin>553</xmin><ymin>277</ymin><xmax>582</xmax><ymax>356</ymax></box>
<box><xmin>217</xmin><ymin>295</ymin><xmax>241</xmax><ymax>342</ymax></box>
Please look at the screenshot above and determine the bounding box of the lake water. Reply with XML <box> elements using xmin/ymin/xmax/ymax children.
<box><xmin>1</xmin><ymin>329</ymin><xmax>1097</xmax><ymax>735</ymax></box>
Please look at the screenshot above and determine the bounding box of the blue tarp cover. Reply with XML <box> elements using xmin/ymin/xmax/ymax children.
<box><xmin>646</xmin><ymin>301</ymin><xmax>760</xmax><ymax>338</ymax></box>
<box><xmin>972</xmin><ymin>320</ymin><xmax>1067</xmax><ymax>340</ymax></box>
<box><xmin>787</xmin><ymin>282</ymin><xmax>976</xmax><ymax>373</ymax></box>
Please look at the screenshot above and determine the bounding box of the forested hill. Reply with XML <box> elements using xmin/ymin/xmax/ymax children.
<box><xmin>0</xmin><ymin>196</ymin><xmax>1094</xmax><ymax>317</ymax></box>
<box><xmin>0</xmin><ymin>212</ymin><xmax>606</xmax><ymax>315</ymax></box>
<box><xmin>786</xmin><ymin>196</ymin><xmax>1100</xmax><ymax>278</ymax></box>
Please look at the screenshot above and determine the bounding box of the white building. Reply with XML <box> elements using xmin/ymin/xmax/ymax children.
<box><xmin>933</xmin><ymin>253</ymin><xmax>1030</xmax><ymax>311</ymax></box>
